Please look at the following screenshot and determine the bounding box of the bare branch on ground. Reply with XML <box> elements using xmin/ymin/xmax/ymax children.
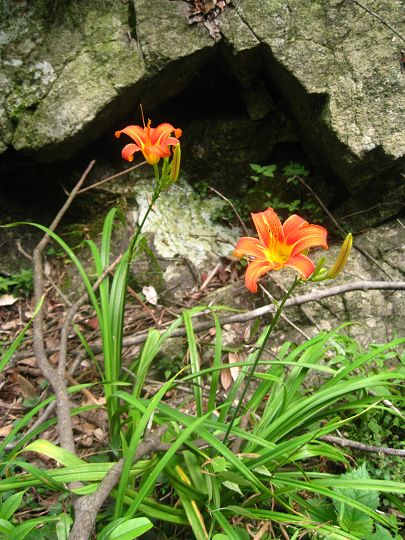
<box><xmin>11</xmin><ymin>280</ymin><xmax>405</xmax><ymax>364</ymax></box>
<box><xmin>69</xmin><ymin>426</ymin><xmax>170</xmax><ymax>540</ymax></box>
<box><xmin>32</xmin><ymin>160</ymin><xmax>95</xmax><ymax>457</ymax></box>
<box><xmin>116</xmin><ymin>280</ymin><xmax>405</xmax><ymax>348</ymax></box>
<box><xmin>320</xmin><ymin>435</ymin><xmax>405</xmax><ymax>456</ymax></box>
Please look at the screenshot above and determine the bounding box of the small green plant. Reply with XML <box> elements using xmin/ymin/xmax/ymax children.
<box><xmin>209</xmin><ymin>160</ymin><xmax>324</xmax><ymax>226</ymax></box>
<box><xmin>331</xmin><ymin>464</ymin><xmax>401</xmax><ymax>539</ymax></box>
<box><xmin>344</xmin><ymin>405</ymin><xmax>405</xmax><ymax>492</ymax></box>
<box><xmin>249</xmin><ymin>162</ymin><xmax>278</xmax><ymax>181</ymax></box>
<box><xmin>282</xmin><ymin>161</ymin><xmax>310</xmax><ymax>178</ymax></box>
<box><xmin>0</xmin><ymin>489</ymin><xmax>68</xmax><ymax>539</ymax></box>
<box><xmin>1</xmin><ymin>328</ymin><xmax>404</xmax><ymax>539</ymax></box>
<box><xmin>247</xmin><ymin>161</ymin><xmax>323</xmax><ymax>220</ymax></box>
<box><xmin>0</xmin><ymin>269</ymin><xmax>33</xmax><ymax>297</ymax></box>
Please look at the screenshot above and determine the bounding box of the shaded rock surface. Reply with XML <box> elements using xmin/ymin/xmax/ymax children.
<box><xmin>118</xmin><ymin>174</ymin><xmax>404</xmax><ymax>349</ymax></box>
<box><xmin>0</xmin><ymin>0</ymin><xmax>404</xmax><ymax>335</ymax></box>
<box><xmin>126</xmin><ymin>181</ymin><xmax>405</xmax><ymax>348</ymax></box>
<box><xmin>132</xmin><ymin>178</ymin><xmax>240</xmax><ymax>267</ymax></box>
<box><xmin>0</xmin><ymin>0</ymin><xmax>403</xmax><ymax>230</ymax></box>
<box><xmin>219</xmin><ymin>0</ymin><xmax>405</xmax><ymax>227</ymax></box>
<box><xmin>125</xmin><ymin>176</ymin><xmax>241</xmax><ymax>300</ymax></box>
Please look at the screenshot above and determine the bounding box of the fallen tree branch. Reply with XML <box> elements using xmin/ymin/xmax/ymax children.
<box><xmin>320</xmin><ymin>435</ymin><xmax>405</xmax><ymax>456</ymax></box>
<box><xmin>69</xmin><ymin>426</ymin><xmax>170</xmax><ymax>540</ymax></box>
<box><xmin>116</xmin><ymin>280</ymin><xmax>405</xmax><ymax>348</ymax></box>
<box><xmin>32</xmin><ymin>160</ymin><xmax>95</xmax><ymax>457</ymax></box>
<box><xmin>11</xmin><ymin>280</ymin><xmax>405</xmax><ymax>363</ymax></box>
<box><xmin>65</xmin><ymin>159</ymin><xmax>147</xmax><ymax>195</ymax></box>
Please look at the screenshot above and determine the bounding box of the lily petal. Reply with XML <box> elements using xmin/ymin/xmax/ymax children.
<box><xmin>116</xmin><ymin>126</ymin><xmax>147</xmax><ymax>147</ymax></box>
<box><xmin>284</xmin><ymin>253</ymin><xmax>315</xmax><ymax>279</ymax></box>
<box><xmin>251</xmin><ymin>208</ymin><xmax>283</xmax><ymax>246</ymax></box>
<box><xmin>234</xmin><ymin>206</ymin><xmax>329</xmax><ymax>292</ymax></box>
<box><xmin>116</xmin><ymin>120</ymin><xmax>182</xmax><ymax>166</ymax></box>
<box><xmin>290</xmin><ymin>225</ymin><xmax>328</xmax><ymax>256</ymax></box>
<box><xmin>166</xmin><ymin>136</ymin><xmax>181</xmax><ymax>146</ymax></box>
<box><xmin>233</xmin><ymin>237</ymin><xmax>267</xmax><ymax>259</ymax></box>
<box><xmin>147</xmin><ymin>144</ymin><xmax>171</xmax><ymax>159</ymax></box>
<box><xmin>245</xmin><ymin>259</ymin><xmax>275</xmax><ymax>293</ymax></box>
<box><xmin>151</xmin><ymin>123</ymin><xmax>178</xmax><ymax>145</ymax></box>
<box><xmin>121</xmin><ymin>143</ymin><xmax>140</xmax><ymax>162</ymax></box>
<box><xmin>283</xmin><ymin>214</ymin><xmax>307</xmax><ymax>240</ymax></box>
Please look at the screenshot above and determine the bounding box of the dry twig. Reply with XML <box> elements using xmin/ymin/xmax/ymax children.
<box><xmin>320</xmin><ymin>435</ymin><xmax>405</xmax><ymax>457</ymax></box>
<box><xmin>292</xmin><ymin>174</ymin><xmax>394</xmax><ymax>280</ymax></box>
<box><xmin>69</xmin><ymin>426</ymin><xmax>170</xmax><ymax>540</ymax></box>
<box><xmin>11</xmin><ymin>280</ymin><xmax>405</xmax><ymax>363</ymax></box>
<box><xmin>351</xmin><ymin>0</ymin><xmax>405</xmax><ymax>43</ymax></box>
<box><xmin>114</xmin><ymin>280</ymin><xmax>405</xmax><ymax>348</ymax></box>
<box><xmin>32</xmin><ymin>160</ymin><xmax>95</xmax><ymax>457</ymax></box>
<box><xmin>65</xmin><ymin>160</ymin><xmax>148</xmax><ymax>195</ymax></box>
<box><xmin>208</xmin><ymin>185</ymin><xmax>249</xmax><ymax>235</ymax></box>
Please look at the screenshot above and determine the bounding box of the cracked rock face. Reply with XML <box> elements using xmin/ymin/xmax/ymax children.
<box><xmin>280</xmin><ymin>220</ymin><xmax>405</xmax><ymax>347</ymax></box>
<box><xmin>0</xmin><ymin>0</ymin><xmax>213</xmax><ymax>160</ymax></box>
<box><xmin>225</xmin><ymin>1</ymin><xmax>404</xmax><ymax>166</ymax></box>
<box><xmin>218</xmin><ymin>0</ymin><xmax>405</xmax><ymax>227</ymax></box>
<box><xmin>132</xmin><ymin>178</ymin><xmax>240</xmax><ymax>267</ymax></box>
<box><xmin>0</xmin><ymin>0</ymin><xmax>403</xmax><ymax>226</ymax></box>
<box><xmin>1</xmin><ymin>1</ymin><xmax>144</xmax><ymax>157</ymax></box>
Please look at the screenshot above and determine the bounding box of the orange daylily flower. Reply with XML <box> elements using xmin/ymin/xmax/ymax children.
<box><xmin>115</xmin><ymin>119</ymin><xmax>182</xmax><ymax>165</ymax></box>
<box><xmin>234</xmin><ymin>207</ymin><xmax>328</xmax><ymax>293</ymax></box>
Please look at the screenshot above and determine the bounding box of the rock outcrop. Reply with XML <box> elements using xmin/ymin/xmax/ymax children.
<box><xmin>0</xmin><ymin>0</ymin><xmax>214</xmax><ymax>159</ymax></box>
<box><xmin>1</xmin><ymin>0</ymin><xmax>403</xmax><ymax>229</ymax></box>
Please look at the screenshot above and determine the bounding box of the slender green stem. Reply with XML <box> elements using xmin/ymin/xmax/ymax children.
<box><xmin>127</xmin><ymin>166</ymin><xmax>161</xmax><ymax>264</ymax></box>
<box><xmin>223</xmin><ymin>277</ymin><xmax>300</xmax><ymax>445</ymax></box>
<box><xmin>109</xmin><ymin>166</ymin><xmax>162</xmax><ymax>437</ymax></box>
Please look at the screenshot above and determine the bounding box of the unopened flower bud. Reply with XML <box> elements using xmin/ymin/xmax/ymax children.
<box><xmin>327</xmin><ymin>233</ymin><xmax>353</xmax><ymax>279</ymax></box>
<box><xmin>169</xmin><ymin>143</ymin><xmax>181</xmax><ymax>184</ymax></box>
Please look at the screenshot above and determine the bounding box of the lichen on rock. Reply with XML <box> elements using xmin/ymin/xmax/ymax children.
<box><xmin>132</xmin><ymin>177</ymin><xmax>240</xmax><ymax>267</ymax></box>
<box><xmin>1</xmin><ymin>0</ymin><xmax>145</xmax><ymax>160</ymax></box>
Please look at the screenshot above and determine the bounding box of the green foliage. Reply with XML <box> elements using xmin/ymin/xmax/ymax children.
<box><xmin>0</xmin><ymin>297</ymin><xmax>44</xmax><ymax>373</ymax></box>
<box><xmin>247</xmin><ymin>161</ymin><xmax>322</xmax><ymax>219</ymax></box>
<box><xmin>208</xmin><ymin>160</ymin><xmax>324</xmax><ymax>225</ymax></box>
<box><xmin>0</xmin><ymin>269</ymin><xmax>33</xmax><ymax>297</ymax></box>
<box><xmin>1</xmin><ymin>307</ymin><xmax>404</xmax><ymax>538</ymax></box>
<box><xmin>0</xmin><ymin>491</ymin><xmax>65</xmax><ymax>539</ymax></box>
<box><xmin>97</xmin><ymin>517</ymin><xmax>153</xmax><ymax>540</ymax></box>
<box><xmin>2</xmin><ymin>190</ymin><xmax>404</xmax><ymax>538</ymax></box>
<box><xmin>333</xmin><ymin>464</ymin><xmax>381</xmax><ymax>537</ymax></box>
<box><xmin>282</xmin><ymin>161</ymin><xmax>310</xmax><ymax>178</ymax></box>
<box><xmin>343</xmin><ymin>406</ymin><xmax>405</xmax><ymax>500</ymax></box>
<box><xmin>249</xmin><ymin>162</ymin><xmax>278</xmax><ymax>178</ymax></box>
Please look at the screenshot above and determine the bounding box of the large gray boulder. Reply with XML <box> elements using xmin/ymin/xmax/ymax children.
<box><xmin>219</xmin><ymin>0</ymin><xmax>405</xmax><ymax>227</ymax></box>
<box><xmin>0</xmin><ymin>0</ymin><xmax>213</xmax><ymax>159</ymax></box>
<box><xmin>0</xmin><ymin>0</ymin><xmax>403</xmax><ymax>228</ymax></box>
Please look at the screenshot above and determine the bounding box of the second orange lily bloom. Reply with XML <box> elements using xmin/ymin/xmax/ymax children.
<box><xmin>234</xmin><ymin>207</ymin><xmax>328</xmax><ymax>293</ymax></box>
<box><xmin>115</xmin><ymin>119</ymin><xmax>182</xmax><ymax>165</ymax></box>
